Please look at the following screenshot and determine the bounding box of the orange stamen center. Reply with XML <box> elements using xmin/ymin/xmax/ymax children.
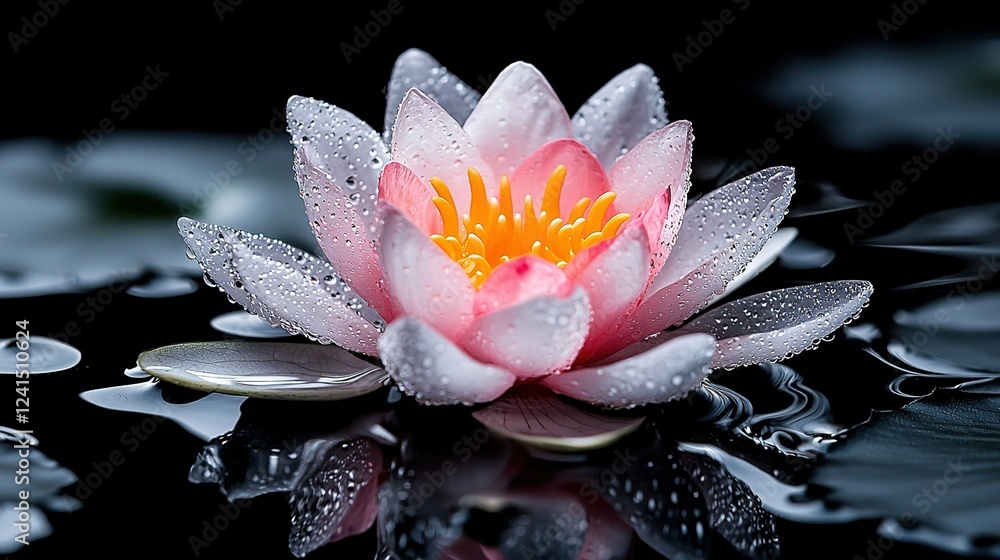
<box><xmin>429</xmin><ymin>166</ymin><xmax>630</xmax><ymax>288</ymax></box>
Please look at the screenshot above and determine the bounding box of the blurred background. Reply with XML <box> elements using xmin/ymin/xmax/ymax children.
<box><xmin>4</xmin><ymin>0</ymin><xmax>998</xmax><ymax>288</ymax></box>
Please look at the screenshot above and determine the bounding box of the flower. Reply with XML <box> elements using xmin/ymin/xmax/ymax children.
<box><xmin>178</xmin><ymin>49</ymin><xmax>872</xmax><ymax>409</ymax></box>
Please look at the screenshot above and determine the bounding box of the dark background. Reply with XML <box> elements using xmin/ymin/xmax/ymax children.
<box><xmin>4</xmin><ymin>1</ymin><xmax>988</xmax><ymax>141</ymax></box>
<box><xmin>6</xmin><ymin>0</ymin><xmax>994</xmax><ymax>224</ymax></box>
<box><xmin>3</xmin><ymin>1</ymin><xmax>999</xmax><ymax>559</ymax></box>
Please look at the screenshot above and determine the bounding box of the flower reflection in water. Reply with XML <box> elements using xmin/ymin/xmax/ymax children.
<box><xmin>185</xmin><ymin>397</ymin><xmax>773</xmax><ymax>557</ymax></box>
<box><xmin>184</xmin><ymin>376</ymin><xmax>848</xmax><ymax>559</ymax></box>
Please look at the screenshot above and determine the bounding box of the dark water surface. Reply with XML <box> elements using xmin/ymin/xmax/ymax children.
<box><xmin>3</xmin><ymin>2</ymin><xmax>999</xmax><ymax>558</ymax></box>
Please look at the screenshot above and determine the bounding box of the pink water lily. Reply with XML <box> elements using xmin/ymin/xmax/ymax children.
<box><xmin>178</xmin><ymin>49</ymin><xmax>872</xmax><ymax>409</ymax></box>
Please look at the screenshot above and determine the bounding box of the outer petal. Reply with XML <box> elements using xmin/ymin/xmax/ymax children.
<box><xmin>379</xmin><ymin>317</ymin><xmax>516</xmax><ymax>405</ymax></box>
<box><xmin>383</xmin><ymin>48</ymin><xmax>481</xmax><ymax>143</ymax></box>
<box><xmin>177</xmin><ymin>218</ymin><xmax>383</xmax><ymax>356</ymax></box>
<box><xmin>566</xmin><ymin>226</ymin><xmax>652</xmax><ymax>363</ymax></box>
<box><xmin>375</xmin><ymin>201</ymin><xmax>475</xmax><ymax>339</ymax></box>
<box><xmin>704</xmin><ymin>227</ymin><xmax>798</xmax><ymax>308</ymax></box>
<box><xmin>473</xmin><ymin>255</ymin><xmax>573</xmax><ymax>316</ymax></box>
<box><xmin>573</xmin><ymin>63</ymin><xmax>669</xmax><ymax>170</ymax></box>
<box><xmin>613</xmin><ymin>167</ymin><xmax>795</xmax><ymax>353</ymax></box>
<box><xmin>462</xmin><ymin>286</ymin><xmax>591</xmax><ymax>379</ymax></box>
<box><xmin>391</xmin><ymin>89</ymin><xmax>495</xmax><ymax>213</ymax></box>
<box><xmin>377</xmin><ymin>162</ymin><xmax>436</xmax><ymax>233</ymax></box>
<box><xmin>509</xmin><ymin>138</ymin><xmax>611</xmax><ymax>218</ymax></box>
<box><xmin>663</xmin><ymin>280</ymin><xmax>874</xmax><ymax>370</ymax></box>
<box><xmin>287</xmin><ymin>95</ymin><xmax>392</xmax><ymax>317</ymax></box>
<box><xmin>464</xmin><ymin>62</ymin><xmax>575</xmax><ymax>179</ymax></box>
<box><xmin>540</xmin><ymin>333</ymin><xmax>716</xmax><ymax>409</ymax></box>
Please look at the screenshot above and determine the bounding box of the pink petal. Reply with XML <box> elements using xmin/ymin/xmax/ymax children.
<box><xmin>440</xmin><ymin>538</ymin><xmax>504</xmax><ymax>560</ymax></box>
<box><xmin>378</xmin><ymin>317</ymin><xmax>516</xmax><ymax>405</ymax></box>
<box><xmin>383</xmin><ymin>49</ymin><xmax>481</xmax><ymax>143</ymax></box>
<box><xmin>613</xmin><ymin>167</ymin><xmax>796</xmax><ymax>353</ymax></box>
<box><xmin>463</xmin><ymin>286</ymin><xmax>591</xmax><ymax>379</ymax></box>
<box><xmin>631</xmin><ymin>186</ymin><xmax>674</xmax><ymax>279</ymax></box>
<box><xmin>510</xmin><ymin>138</ymin><xmax>612</xmax><ymax>218</ymax></box>
<box><xmin>540</xmin><ymin>333</ymin><xmax>716</xmax><ymax>409</ymax></box>
<box><xmin>178</xmin><ymin>218</ymin><xmax>383</xmax><ymax>356</ymax></box>
<box><xmin>287</xmin><ymin>95</ymin><xmax>392</xmax><ymax>317</ymax></box>
<box><xmin>377</xmin><ymin>162</ymin><xmax>436</xmax><ymax>233</ymax></box>
<box><xmin>662</xmin><ymin>280</ymin><xmax>874</xmax><ymax>370</ymax></box>
<box><xmin>375</xmin><ymin>201</ymin><xmax>475</xmax><ymax>339</ymax></box>
<box><xmin>580</xmin><ymin>496</ymin><xmax>636</xmax><ymax>560</ymax></box>
<box><xmin>474</xmin><ymin>255</ymin><xmax>573</xmax><ymax>316</ymax></box>
<box><xmin>609</xmin><ymin>120</ymin><xmax>693</xmax><ymax>216</ymax></box>
<box><xmin>565</xmin><ymin>226</ymin><xmax>652</xmax><ymax>364</ymax></box>
<box><xmin>391</xmin><ymin>89</ymin><xmax>495</xmax><ymax>214</ymax></box>
<box><xmin>288</xmin><ymin>438</ymin><xmax>382</xmax><ymax>556</ymax></box>
<box><xmin>573</xmin><ymin>63</ymin><xmax>669</xmax><ymax>170</ymax></box>
<box><xmin>464</xmin><ymin>62</ymin><xmax>574</xmax><ymax>179</ymax></box>
<box><xmin>471</xmin><ymin>385</ymin><xmax>646</xmax><ymax>451</ymax></box>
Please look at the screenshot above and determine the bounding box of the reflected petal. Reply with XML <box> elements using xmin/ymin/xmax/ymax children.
<box><xmin>289</xmin><ymin>438</ymin><xmax>383</xmax><ymax>556</ymax></box>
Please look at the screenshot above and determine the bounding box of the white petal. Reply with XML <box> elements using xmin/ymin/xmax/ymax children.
<box><xmin>541</xmin><ymin>333</ymin><xmax>716</xmax><ymax>409</ymax></box>
<box><xmin>623</xmin><ymin>167</ymin><xmax>796</xmax><ymax>346</ymax></box>
<box><xmin>287</xmin><ymin>95</ymin><xmax>387</xmax><ymax>230</ymax></box>
<box><xmin>287</xmin><ymin>95</ymin><xmax>392</xmax><ymax>315</ymax></box>
<box><xmin>705</xmin><ymin>227</ymin><xmax>799</xmax><ymax>307</ymax></box>
<box><xmin>463</xmin><ymin>62</ymin><xmax>574</xmax><ymax>179</ymax></box>
<box><xmin>375</xmin><ymin>202</ymin><xmax>475</xmax><ymax>339</ymax></box>
<box><xmin>471</xmin><ymin>386</ymin><xmax>646</xmax><ymax>451</ymax></box>
<box><xmin>378</xmin><ymin>317</ymin><xmax>516</xmax><ymax>406</ymax></box>
<box><xmin>178</xmin><ymin>217</ymin><xmax>384</xmax><ymax>356</ymax></box>
<box><xmin>463</xmin><ymin>287</ymin><xmax>591</xmax><ymax>379</ymax></box>
<box><xmin>138</xmin><ymin>341</ymin><xmax>388</xmax><ymax>400</ymax></box>
<box><xmin>391</xmin><ymin>89</ymin><xmax>495</xmax><ymax>213</ymax></box>
<box><xmin>573</xmin><ymin>64</ymin><xmax>669</xmax><ymax>170</ymax></box>
<box><xmin>383</xmin><ymin>49</ymin><xmax>481</xmax><ymax>143</ymax></box>
<box><xmin>666</xmin><ymin>280</ymin><xmax>874</xmax><ymax>370</ymax></box>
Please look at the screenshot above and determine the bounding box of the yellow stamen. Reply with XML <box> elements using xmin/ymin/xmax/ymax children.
<box><xmin>428</xmin><ymin>166</ymin><xmax>630</xmax><ymax>288</ymax></box>
<box><xmin>541</xmin><ymin>165</ymin><xmax>567</xmax><ymax>217</ymax></box>
<box><xmin>430</xmin><ymin>234</ymin><xmax>455</xmax><ymax>259</ymax></box>
<box><xmin>432</xmin><ymin>197</ymin><xmax>459</xmax><ymax>238</ymax></box>
<box><xmin>568</xmin><ymin>197</ymin><xmax>591</xmax><ymax>223</ymax></box>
